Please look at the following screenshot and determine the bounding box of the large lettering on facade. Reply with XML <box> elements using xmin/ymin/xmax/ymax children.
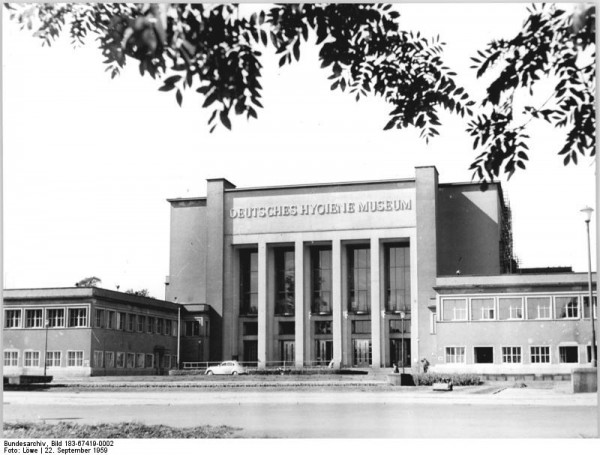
<box><xmin>228</xmin><ymin>188</ymin><xmax>415</xmax><ymax>234</ymax></box>
<box><xmin>229</xmin><ymin>199</ymin><xmax>412</xmax><ymax>219</ymax></box>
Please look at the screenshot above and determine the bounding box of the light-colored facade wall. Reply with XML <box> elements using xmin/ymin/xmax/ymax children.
<box><xmin>166</xmin><ymin>200</ymin><xmax>208</xmax><ymax>305</ymax></box>
<box><xmin>437</xmin><ymin>184</ymin><xmax>502</xmax><ymax>276</ymax></box>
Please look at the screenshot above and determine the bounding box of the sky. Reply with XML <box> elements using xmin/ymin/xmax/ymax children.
<box><xmin>2</xmin><ymin>3</ymin><xmax>597</xmax><ymax>300</ymax></box>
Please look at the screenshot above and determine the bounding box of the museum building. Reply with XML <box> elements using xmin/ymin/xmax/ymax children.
<box><xmin>166</xmin><ymin>166</ymin><xmax>597</xmax><ymax>374</ymax></box>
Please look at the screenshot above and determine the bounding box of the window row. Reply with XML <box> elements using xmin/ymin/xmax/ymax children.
<box><xmin>4</xmin><ymin>307</ymin><xmax>89</xmax><ymax>329</ymax></box>
<box><xmin>182</xmin><ymin>319</ymin><xmax>209</xmax><ymax>337</ymax></box>
<box><xmin>3</xmin><ymin>349</ymin><xmax>178</xmax><ymax>369</ymax></box>
<box><xmin>4</xmin><ymin>350</ymin><xmax>85</xmax><ymax>367</ymax></box>
<box><xmin>239</xmin><ymin>243</ymin><xmax>410</xmax><ymax>317</ymax></box>
<box><xmin>92</xmin><ymin>351</ymin><xmax>176</xmax><ymax>369</ymax></box>
<box><xmin>94</xmin><ymin>309</ymin><xmax>177</xmax><ymax>337</ymax></box>
<box><xmin>441</xmin><ymin>295</ymin><xmax>597</xmax><ymax>322</ymax></box>
<box><xmin>445</xmin><ymin>345</ymin><xmax>597</xmax><ymax>364</ymax></box>
<box><xmin>240</xmin><ymin>319</ymin><xmax>410</xmax><ymax>337</ymax></box>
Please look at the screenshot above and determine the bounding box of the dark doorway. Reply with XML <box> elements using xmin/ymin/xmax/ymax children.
<box><xmin>474</xmin><ymin>347</ymin><xmax>494</xmax><ymax>364</ymax></box>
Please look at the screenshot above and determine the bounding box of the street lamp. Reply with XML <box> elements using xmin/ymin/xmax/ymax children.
<box><xmin>581</xmin><ymin>206</ymin><xmax>596</xmax><ymax>367</ymax></box>
<box><xmin>399</xmin><ymin>311</ymin><xmax>406</xmax><ymax>375</ymax></box>
<box><xmin>43</xmin><ymin>318</ymin><xmax>50</xmax><ymax>376</ymax></box>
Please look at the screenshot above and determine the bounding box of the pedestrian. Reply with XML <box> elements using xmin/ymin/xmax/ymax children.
<box><xmin>392</xmin><ymin>363</ymin><xmax>399</xmax><ymax>374</ymax></box>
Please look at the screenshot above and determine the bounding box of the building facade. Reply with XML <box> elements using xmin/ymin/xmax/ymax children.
<box><xmin>165</xmin><ymin>166</ymin><xmax>597</xmax><ymax>373</ymax></box>
<box><xmin>2</xmin><ymin>287</ymin><xmax>187</xmax><ymax>377</ymax></box>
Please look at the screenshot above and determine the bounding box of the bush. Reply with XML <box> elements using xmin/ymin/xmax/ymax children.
<box><xmin>412</xmin><ymin>372</ymin><xmax>482</xmax><ymax>386</ymax></box>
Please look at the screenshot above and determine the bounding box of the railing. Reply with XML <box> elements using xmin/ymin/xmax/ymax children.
<box><xmin>180</xmin><ymin>360</ymin><xmax>336</xmax><ymax>372</ymax></box>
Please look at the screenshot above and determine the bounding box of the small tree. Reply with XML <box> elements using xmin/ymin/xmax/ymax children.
<box><xmin>125</xmin><ymin>288</ymin><xmax>153</xmax><ymax>298</ymax></box>
<box><xmin>75</xmin><ymin>276</ymin><xmax>101</xmax><ymax>288</ymax></box>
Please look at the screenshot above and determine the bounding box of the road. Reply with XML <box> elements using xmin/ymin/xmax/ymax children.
<box><xmin>3</xmin><ymin>389</ymin><xmax>598</xmax><ymax>438</ymax></box>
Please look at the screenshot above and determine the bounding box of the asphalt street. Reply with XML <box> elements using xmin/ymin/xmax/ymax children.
<box><xmin>3</xmin><ymin>389</ymin><xmax>598</xmax><ymax>438</ymax></box>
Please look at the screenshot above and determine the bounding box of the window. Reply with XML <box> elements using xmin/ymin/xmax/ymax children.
<box><xmin>145</xmin><ymin>354</ymin><xmax>154</xmax><ymax>368</ymax></box>
<box><xmin>498</xmin><ymin>297</ymin><xmax>523</xmax><ymax>320</ymax></box>
<box><xmin>279</xmin><ymin>321</ymin><xmax>295</xmax><ymax>335</ymax></box>
<box><xmin>46</xmin><ymin>351</ymin><xmax>61</xmax><ymax>367</ymax></box>
<box><xmin>582</xmin><ymin>296</ymin><xmax>597</xmax><ymax>319</ymax></box>
<box><xmin>116</xmin><ymin>352</ymin><xmax>125</xmax><ymax>368</ymax></box>
<box><xmin>384</xmin><ymin>244</ymin><xmax>410</xmax><ymax>313</ymax></box>
<box><xmin>348</xmin><ymin>246</ymin><xmax>370</xmax><ymax>314</ymax></box>
<box><xmin>105</xmin><ymin>352</ymin><xmax>115</xmax><ymax>368</ymax></box>
<box><xmin>471</xmin><ymin>298</ymin><xmax>495</xmax><ymax>321</ymax></box>
<box><xmin>502</xmin><ymin>346</ymin><xmax>521</xmax><ymax>363</ymax></box>
<box><xmin>587</xmin><ymin>345</ymin><xmax>597</xmax><ymax>363</ymax></box>
<box><xmin>185</xmin><ymin>320</ymin><xmax>200</xmax><ymax>337</ymax></box>
<box><xmin>352</xmin><ymin>320</ymin><xmax>371</xmax><ymax>334</ymax></box>
<box><xmin>95</xmin><ymin>309</ymin><xmax>105</xmax><ymax>328</ymax></box>
<box><xmin>240</xmin><ymin>249</ymin><xmax>258</xmax><ymax>315</ymax></box>
<box><xmin>559</xmin><ymin>346</ymin><xmax>578</xmax><ymax>363</ymax></box>
<box><xmin>4</xmin><ymin>309</ymin><xmax>22</xmax><ymax>328</ymax></box>
<box><xmin>157</xmin><ymin>318</ymin><xmax>164</xmax><ymax>334</ymax></box>
<box><xmin>171</xmin><ymin>321</ymin><xmax>178</xmax><ymax>337</ymax></box>
<box><xmin>67</xmin><ymin>351</ymin><xmax>84</xmax><ymax>367</ymax></box>
<box><xmin>126</xmin><ymin>353</ymin><xmax>135</xmax><ymax>368</ymax></box>
<box><xmin>389</xmin><ymin>319</ymin><xmax>410</xmax><ymax>334</ymax></box>
<box><xmin>165</xmin><ymin>320</ymin><xmax>172</xmax><ymax>335</ymax></box>
<box><xmin>137</xmin><ymin>315</ymin><xmax>146</xmax><ymax>332</ymax></box>
<box><xmin>4</xmin><ymin>351</ymin><xmax>19</xmax><ymax>366</ymax></box>
<box><xmin>315</xmin><ymin>321</ymin><xmax>332</xmax><ymax>335</ymax></box>
<box><xmin>68</xmin><ymin>308</ymin><xmax>88</xmax><ymax>327</ymax></box>
<box><xmin>147</xmin><ymin>316</ymin><xmax>155</xmax><ymax>333</ymax></box>
<box><xmin>25</xmin><ymin>309</ymin><xmax>43</xmax><ymax>328</ymax></box>
<box><xmin>474</xmin><ymin>347</ymin><xmax>494</xmax><ymax>364</ymax></box>
<box><xmin>555</xmin><ymin>297</ymin><xmax>579</xmax><ymax>319</ymax></box>
<box><xmin>118</xmin><ymin>312</ymin><xmax>126</xmax><ymax>330</ymax></box>
<box><xmin>526</xmin><ymin>297</ymin><xmax>551</xmax><ymax>319</ymax></box>
<box><xmin>311</xmin><ymin>247</ymin><xmax>332</xmax><ymax>314</ymax></box>
<box><xmin>243</xmin><ymin>322</ymin><xmax>258</xmax><ymax>336</ymax></box>
<box><xmin>530</xmin><ymin>346</ymin><xmax>550</xmax><ymax>364</ymax></box>
<box><xmin>107</xmin><ymin>311</ymin><xmax>116</xmax><ymax>329</ymax></box>
<box><xmin>24</xmin><ymin>351</ymin><xmax>41</xmax><ymax>367</ymax></box>
<box><xmin>127</xmin><ymin>314</ymin><xmax>136</xmax><ymax>332</ymax></box>
<box><xmin>442</xmin><ymin>299</ymin><xmax>467</xmax><ymax>321</ymax></box>
<box><xmin>94</xmin><ymin>350</ymin><xmax>104</xmax><ymax>368</ymax></box>
<box><xmin>445</xmin><ymin>347</ymin><xmax>465</xmax><ymax>363</ymax></box>
<box><xmin>429</xmin><ymin>312</ymin><xmax>437</xmax><ymax>334</ymax></box>
<box><xmin>136</xmin><ymin>353</ymin><xmax>145</xmax><ymax>368</ymax></box>
<box><xmin>47</xmin><ymin>309</ymin><xmax>65</xmax><ymax>327</ymax></box>
<box><xmin>275</xmin><ymin>248</ymin><xmax>295</xmax><ymax>315</ymax></box>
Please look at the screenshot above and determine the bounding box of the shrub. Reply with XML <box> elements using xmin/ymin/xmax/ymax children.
<box><xmin>412</xmin><ymin>372</ymin><xmax>482</xmax><ymax>386</ymax></box>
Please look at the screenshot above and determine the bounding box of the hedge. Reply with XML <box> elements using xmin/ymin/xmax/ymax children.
<box><xmin>412</xmin><ymin>372</ymin><xmax>482</xmax><ymax>386</ymax></box>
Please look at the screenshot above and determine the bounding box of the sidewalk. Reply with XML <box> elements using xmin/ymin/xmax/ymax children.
<box><xmin>19</xmin><ymin>375</ymin><xmax>596</xmax><ymax>407</ymax></box>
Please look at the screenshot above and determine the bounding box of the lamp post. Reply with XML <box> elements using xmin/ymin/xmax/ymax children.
<box><xmin>399</xmin><ymin>311</ymin><xmax>406</xmax><ymax>375</ymax></box>
<box><xmin>43</xmin><ymin>318</ymin><xmax>50</xmax><ymax>376</ymax></box>
<box><xmin>581</xmin><ymin>206</ymin><xmax>596</xmax><ymax>367</ymax></box>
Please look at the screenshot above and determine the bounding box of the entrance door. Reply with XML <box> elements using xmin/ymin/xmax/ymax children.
<box><xmin>390</xmin><ymin>338</ymin><xmax>411</xmax><ymax>368</ymax></box>
<box><xmin>281</xmin><ymin>341</ymin><xmax>295</xmax><ymax>364</ymax></box>
<box><xmin>353</xmin><ymin>339</ymin><xmax>372</xmax><ymax>367</ymax></box>
<box><xmin>316</xmin><ymin>340</ymin><xmax>333</xmax><ymax>366</ymax></box>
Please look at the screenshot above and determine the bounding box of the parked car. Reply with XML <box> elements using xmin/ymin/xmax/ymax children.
<box><xmin>205</xmin><ymin>360</ymin><xmax>248</xmax><ymax>376</ymax></box>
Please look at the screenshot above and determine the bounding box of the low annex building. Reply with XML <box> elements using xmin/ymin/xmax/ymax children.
<box><xmin>166</xmin><ymin>166</ymin><xmax>597</xmax><ymax>374</ymax></box>
<box><xmin>2</xmin><ymin>287</ymin><xmax>210</xmax><ymax>377</ymax></box>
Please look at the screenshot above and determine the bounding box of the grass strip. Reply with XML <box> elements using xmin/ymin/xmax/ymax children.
<box><xmin>3</xmin><ymin>421</ymin><xmax>241</xmax><ymax>438</ymax></box>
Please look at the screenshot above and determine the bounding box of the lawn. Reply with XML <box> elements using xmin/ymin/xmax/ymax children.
<box><xmin>3</xmin><ymin>422</ymin><xmax>241</xmax><ymax>438</ymax></box>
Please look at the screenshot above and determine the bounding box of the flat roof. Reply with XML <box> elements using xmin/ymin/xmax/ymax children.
<box><xmin>435</xmin><ymin>272</ymin><xmax>597</xmax><ymax>291</ymax></box>
<box><xmin>3</xmin><ymin>287</ymin><xmax>180</xmax><ymax>312</ymax></box>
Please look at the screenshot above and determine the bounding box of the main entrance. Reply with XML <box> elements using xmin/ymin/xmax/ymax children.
<box><xmin>353</xmin><ymin>339</ymin><xmax>372</xmax><ymax>367</ymax></box>
<box><xmin>281</xmin><ymin>340</ymin><xmax>295</xmax><ymax>364</ymax></box>
<box><xmin>390</xmin><ymin>338</ymin><xmax>411</xmax><ymax>368</ymax></box>
<box><xmin>315</xmin><ymin>339</ymin><xmax>333</xmax><ymax>366</ymax></box>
